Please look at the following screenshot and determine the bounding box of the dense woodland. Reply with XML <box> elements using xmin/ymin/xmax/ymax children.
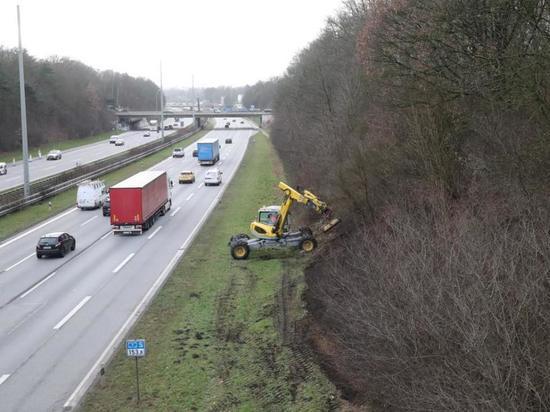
<box><xmin>271</xmin><ymin>0</ymin><xmax>550</xmax><ymax>410</ymax></box>
<box><xmin>0</xmin><ymin>48</ymin><xmax>159</xmax><ymax>152</ymax></box>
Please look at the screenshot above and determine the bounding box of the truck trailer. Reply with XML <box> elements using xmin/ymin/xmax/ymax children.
<box><xmin>110</xmin><ymin>170</ymin><xmax>171</xmax><ymax>235</ymax></box>
<box><xmin>197</xmin><ymin>138</ymin><xmax>220</xmax><ymax>165</ymax></box>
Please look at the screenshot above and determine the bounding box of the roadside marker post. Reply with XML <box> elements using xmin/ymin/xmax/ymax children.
<box><xmin>126</xmin><ymin>339</ymin><xmax>146</xmax><ymax>403</ymax></box>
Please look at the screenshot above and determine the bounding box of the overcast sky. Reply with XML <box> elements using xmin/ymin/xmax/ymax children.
<box><xmin>0</xmin><ymin>0</ymin><xmax>344</xmax><ymax>88</ymax></box>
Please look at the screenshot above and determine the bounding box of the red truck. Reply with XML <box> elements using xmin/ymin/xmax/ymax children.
<box><xmin>110</xmin><ymin>170</ymin><xmax>172</xmax><ymax>235</ymax></box>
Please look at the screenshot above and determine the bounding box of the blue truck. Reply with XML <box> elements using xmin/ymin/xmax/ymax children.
<box><xmin>197</xmin><ymin>138</ymin><xmax>220</xmax><ymax>165</ymax></box>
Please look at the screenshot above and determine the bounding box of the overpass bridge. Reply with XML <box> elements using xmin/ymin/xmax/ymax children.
<box><xmin>115</xmin><ymin>110</ymin><xmax>272</xmax><ymax>128</ymax></box>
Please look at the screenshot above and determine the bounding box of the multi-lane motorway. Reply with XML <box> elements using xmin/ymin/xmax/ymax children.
<box><xmin>0</xmin><ymin>117</ymin><xmax>193</xmax><ymax>193</ymax></box>
<box><xmin>0</xmin><ymin>118</ymin><xmax>256</xmax><ymax>411</ymax></box>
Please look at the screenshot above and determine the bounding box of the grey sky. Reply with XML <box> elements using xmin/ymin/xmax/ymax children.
<box><xmin>0</xmin><ymin>0</ymin><xmax>344</xmax><ymax>88</ymax></box>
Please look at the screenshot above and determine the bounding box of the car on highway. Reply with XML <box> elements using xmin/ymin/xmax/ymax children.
<box><xmin>0</xmin><ymin>162</ymin><xmax>7</xmax><ymax>175</ymax></box>
<box><xmin>225</xmin><ymin>122</ymin><xmax>230</xmax><ymax>128</ymax></box>
<box><xmin>192</xmin><ymin>149</ymin><xmax>198</xmax><ymax>157</ymax></box>
<box><xmin>77</xmin><ymin>179</ymin><xmax>106</xmax><ymax>209</ymax></box>
<box><xmin>115</xmin><ymin>138</ymin><xmax>125</xmax><ymax>146</ymax></box>
<box><xmin>109</xmin><ymin>135</ymin><xmax>120</xmax><ymax>144</ymax></box>
<box><xmin>225</xmin><ymin>138</ymin><xmax>232</xmax><ymax>144</ymax></box>
<box><xmin>232</xmin><ymin>119</ymin><xmax>236</xmax><ymax>122</ymax></box>
<box><xmin>46</xmin><ymin>150</ymin><xmax>62</xmax><ymax>160</ymax></box>
<box><xmin>240</xmin><ymin>120</ymin><xmax>244</xmax><ymax>124</ymax></box>
<box><xmin>36</xmin><ymin>232</ymin><xmax>75</xmax><ymax>258</ymax></box>
<box><xmin>143</xmin><ymin>131</ymin><xmax>151</xmax><ymax>137</ymax></box>
<box><xmin>204</xmin><ymin>168</ymin><xmax>222</xmax><ymax>186</ymax></box>
<box><xmin>178</xmin><ymin>170</ymin><xmax>195</xmax><ymax>184</ymax></box>
<box><xmin>172</xmin><ymin>147</ymin><xmax>185</xmax><ymax>158</ymax></box>
<box><xmin>102</xmin><ymin>194</ymin><xmax>111</xmax><ymax>216</ymax></box>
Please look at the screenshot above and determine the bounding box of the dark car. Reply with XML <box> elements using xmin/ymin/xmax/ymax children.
<box><xmin>224</xmin><ymin>123</ymin><xmax>229</xmax><ymax>128</ymax></box>
<box><xmin>102</xmin><ymin>195</ymin><xmax>111</xmax><ymax>216</ymax></box>
<box><xmin>192</xmin><ymin>149</ymin><xmax>198</xmax><ymax>157</ymax></box>
<box><xmin>225</xmin><ymin>138</ymin><xmax>232</xmax><ymax>144</ymax></box>
<box><xmin>36</xmin><ymin>232</ymin><xmax>76</xmax><ymax>258</ymax></box>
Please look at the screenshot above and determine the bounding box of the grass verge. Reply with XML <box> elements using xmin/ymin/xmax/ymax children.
<box><xmin>0</xmin><ymin>128</ymin><xmax>209</xmax><ymax>242</ymax></box>
<box><xmin>80</xmin><ymin>132</ymin><xmax>338</xmax><ymax>411</ymax></box>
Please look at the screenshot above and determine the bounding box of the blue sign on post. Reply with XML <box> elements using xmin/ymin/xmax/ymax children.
<box><xmin>126</xmin><ymin>339</ymin><xmax>146</xmax><ymax>357</ymax></box>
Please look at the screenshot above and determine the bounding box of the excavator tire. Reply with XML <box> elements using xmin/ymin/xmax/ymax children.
<box><xmin>299</xmin><ymin>237</ymin><xmax>317</xmax><ymax>253</ymax></box>
<box><xmin>231</xmin><ymin>242</ymin><xmax>250</xmax><ymax>260</ymax></box>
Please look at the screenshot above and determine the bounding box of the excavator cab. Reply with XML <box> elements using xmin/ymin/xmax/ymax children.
<box><xmin>250</xmin><ymin>206</ymin><xmax>290</xmax><ymax>239</ymax></box>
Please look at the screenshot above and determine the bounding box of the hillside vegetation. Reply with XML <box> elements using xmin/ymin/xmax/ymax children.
<box><xmin>0</xmin><ymin>48</ymin><xmax>159</xmax><ymax>152</ymax></box>
<box><xmin>271</xmin><ymin>0</ymin><xmax>550</xmax><ymax>410</ymax></box>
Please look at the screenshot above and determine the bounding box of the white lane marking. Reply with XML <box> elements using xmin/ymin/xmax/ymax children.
<box><xmin>4</xmin><ymin>253</ymin><xmax>35</xmax><ymax>272</ymax></box>
<box><xmin>19</xmin><ymin>271</ymin><xmax>57</xmax><ymax>299</ymax></box>
<box><xmin>198</xmin><ymin>183</ymin><xmax>204</xmax><ymax>188</ymax></box>
<box><xmin>147</xmin><ymin>226</ymin><xmax>162</xmax><ymax>240</ymax></box>
<box><xmin>80</xmin><ymin>215</ymin><xmax>98</xmax><ymax>226</ymax></box>
<box><xmin>0</xmin><ymin>374</ymin><xmax>10</xmax><ymax>386</ymax></box>
<box><xmin>112</xmin><ymin>253</ymin><xmax>135</xmax><ymax>273</ymax></box>
<box><xmin>218</xmin><ymin>161</ymin><xmax>223</xmax><ymax>165</ymax></box>
<box><xmin>0</xmin><ymin>208</ymin><xmax>78</xmax><ymax>250</ymax></box>
<box><xmin>170</xmin><ymin>206</ymin><xmax>181</xmax><ymax>217</ymax></box>
<box><xmin>186</xmin><ymin>193</ymin><xmax>194</xmax><ymax>201</ymax></box>
<box><xmin>53</xmin><ymin>296</ymin><xmax>91</xmax><ymax>330</ymax></box>
<box><xmin>100</xmin><ymin>231</ymin><xmax>112</xmax><ymax>240</ymax></box>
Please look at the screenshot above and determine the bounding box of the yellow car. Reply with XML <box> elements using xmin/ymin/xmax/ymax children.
<box><xmin>178</xmin><ymin>170</ymin><xmax>195</xmax><ymax>184</ymax></box>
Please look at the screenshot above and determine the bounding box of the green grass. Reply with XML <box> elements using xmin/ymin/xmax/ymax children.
<box><xmin>0</xmin><ymin>131</ymin><xmax>117</xmax><ymax>164</ymax></box>
<box><xmin>80</xmin><ymin>132</ymin><xmax>338</xmax><ymax>411</ymax></box>
<box><xmin>0</xmin><ymin>128</ymin><xmax>210</xmax><ymax>242</ymax></box>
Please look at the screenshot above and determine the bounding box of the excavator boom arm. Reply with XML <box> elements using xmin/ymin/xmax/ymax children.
<box><xmin>273</xmin><ymin>182</ymin><xmax>335</xmax><ymax>237</ymax></box>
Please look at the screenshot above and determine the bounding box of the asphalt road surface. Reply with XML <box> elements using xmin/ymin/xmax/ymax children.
<box><xmin>0</xmin><ymin>117</ymin><xmax>257</xmax><ymax>411</ymax></box>
<box><xmin>0</xmin><ymin>118</ymin><xmax>194</xmax><ymax>193</ymax></box>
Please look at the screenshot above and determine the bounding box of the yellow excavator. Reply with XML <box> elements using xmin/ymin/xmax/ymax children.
<box><xmin>229</xmin><ymin>182</ymin><xmax>341</xmax><ymax>259</ymax></box>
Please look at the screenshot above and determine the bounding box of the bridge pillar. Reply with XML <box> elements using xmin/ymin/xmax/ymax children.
<box><xmin>196</xmin><ymin>116</ymin><xmax>201</xmax><ymax>129</ymax></box>
<box><xmin>259</xmin><ymin>115</ymin><xmax>262</xmax><ymax>128</ymax></box>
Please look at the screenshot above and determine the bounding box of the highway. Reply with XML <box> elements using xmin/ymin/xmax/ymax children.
<box><xmin>0</xmin><ymin>118</ymin><xmax>257</xmax><ymax>411</ymax></box>
<box><xmin>0</xmin><ymin>117</ymin><xmax>193</xmax><ymax>193</ymax></box>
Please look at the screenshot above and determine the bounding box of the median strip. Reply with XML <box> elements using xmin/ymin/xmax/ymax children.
<box><xmin>112</xmin><ymin>253</ymin><xmax>135</xmax><ymax>274</ymax></box>
<box><xmin>53</xmin><ymin>296</ymin><xmax>91</xmax><ymax>330</ymax></box>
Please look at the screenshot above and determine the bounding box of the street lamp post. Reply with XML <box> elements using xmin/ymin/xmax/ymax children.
<box><xmin>17</xmin><ymin>5</ymin><xmax>30</xmax><ymax>197</ymax></box>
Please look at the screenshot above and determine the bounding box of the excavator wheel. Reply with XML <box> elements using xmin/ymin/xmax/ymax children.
<box><xmin>231</xmin><ymin>242</ymin><xmax>250</xmax><ymax>260</ymax></box>
<box><xmin>299</xmin><ymin>237</ymin><xmax>317</xmax><ymax>253</ymax></box>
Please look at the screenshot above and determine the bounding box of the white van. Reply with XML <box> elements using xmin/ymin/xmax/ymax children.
<box><xmin>204</xmin><ymin>168</ymin><xmax>222</xmax><ymax>186</ymax></box>
<box><xmin>0</xmin><ymin>162</ymin><xmax>7</xmax><ymax>175</ymax></box>
<box><xmin>77</xmin><ymin>180</ymin><xmax>107</xmax><ymax>209</ymax></box>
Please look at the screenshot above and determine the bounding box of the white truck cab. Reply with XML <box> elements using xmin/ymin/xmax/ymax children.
<box><xmin>0</xmin><ymin>162</ymin><xmax>7</xmax><ymax>175</ymax></box>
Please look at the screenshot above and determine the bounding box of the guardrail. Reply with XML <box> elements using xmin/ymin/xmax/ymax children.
<box><xmin>212</xmin><ymin>127</ymin><xmax>259</xmax><ymax>131</ymax></box>
<box><xmin>0</xmin><ymin>125</ymin><xmax>202</xmax><ymax>217</ymax></box>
